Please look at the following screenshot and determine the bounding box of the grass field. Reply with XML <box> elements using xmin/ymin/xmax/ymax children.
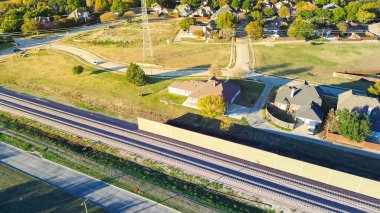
<box><xmin>253</xmin><ymin>43</ymin><xmax>380</xmax><ymax>90</ymax></box>
<box><xmin>231</xmin><ymin>80</ymin><xmax>265</xmax><ymax>107</ymax></box>
<box><xmin>58</xmin><ymin>19</ymin><xmax>230</xmax><ymax>68</ymax></box>
<box><xmin>0</xmin><ymin>164</ymin><xmax>105</xmax><ymax>213</ymax></box>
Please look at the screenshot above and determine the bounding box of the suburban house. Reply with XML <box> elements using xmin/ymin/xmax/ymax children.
<box><xmin>68</xmin><ymin>8</ymin><xmax>90</xmax><ymax>22</ymax></box>
<box><xmin>210</xmin><ymin>4</ymin><xmax>235</xmax><ymax>21</ymax></box>
<box><xmin>264</xmin><ymin>16</ymin><xmax>290</xmax><ymax>37</ymax></box>
<box><xmin>193</xmin><ymin>5</ymin><xmax>215</xmax><ymax>17</ymax></box>
<box><xmin>337</xmin><ymin>90</ymin><xmax>380</xmax><ymax>142</ymax></box>
<box><xmin>173</xmin><ymin>4</ymin><xmax>192</xmax><ymax>17</ymax></box>
<box><xmin>183</xmin><ymin>25</ymin><xmax>206</xmax><ymax>38</ymax></box>
<box><xmin>151</xmin><ymin>3</ymin><xmax>168</xmax><ymax>15</ymax></box>
<box><xmin>168</xmin><ymin>77</ymin><xmax>241</xmax><ymax>109</ymax></box>
<box><xmin>274</xmin><ymin>81</ymin><xmax>324</xmax><ymax>126</ymax></box>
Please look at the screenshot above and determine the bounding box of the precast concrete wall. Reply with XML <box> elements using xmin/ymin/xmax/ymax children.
<box><xmin>138</xmin><ymin>117</ymin><xmax>380</xmax><ymax>199</ymax></box>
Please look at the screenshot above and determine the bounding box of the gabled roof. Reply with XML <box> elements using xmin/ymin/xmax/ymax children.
<box><xmin>169</xmin><ymin>80</ymin><xmax>206</xmax><ymax>91</ymax></box>
<box><xmin>275</xmin><ymin>81</ymin><xmax>323</xmax><ymax>106</ymax></box>
<box><xmin>295</xmin><ymin>101</ymin><xmax>324</xmax><ymax>122</ymax></box>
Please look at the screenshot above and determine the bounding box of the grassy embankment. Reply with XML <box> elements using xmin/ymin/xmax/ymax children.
<box><xmin>253</xmin><ymin>43</ymin><xmax>380</xmax><ymax>91</ymax></box>
<box><xmin>0</xmin><ymin>111</ymin><xmax>274</xmax><ymax>213</ymax></box>
<box><xmin>0</xmin><ymin>163</ymin><xmax>106</xmax><ymax>213</ymax></box>
<box><xmin>57</xmin><ymin>19</ymin><xmax>230</xmax><ymax>69</ymax></box>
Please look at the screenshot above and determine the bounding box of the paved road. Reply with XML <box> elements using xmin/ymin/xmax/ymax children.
<box><xmin>0</xmin><ymin>142</ymin><xmax>175</xmax><ymax>213</ymax></box>
<box><xmin>1</xmin><ymin>87</ymin><xmax>380</xmax><ymax>212</ymax></box>
<box><xmin>233</xmin><ymin>40</ymin><xmax>250</xmax><ymax>71</ymax></box>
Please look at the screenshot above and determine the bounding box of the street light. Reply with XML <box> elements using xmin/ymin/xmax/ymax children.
<box><xmin>81</xmin><ymin>198</ymin><xmax>88</xmax><ymax>213</ymax></box>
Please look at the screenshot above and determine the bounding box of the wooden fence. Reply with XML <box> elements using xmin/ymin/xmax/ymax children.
<box><xmin>265</xmin><ymin>103</ymin><xmax>295</xmax><ymax>129</ymax></box>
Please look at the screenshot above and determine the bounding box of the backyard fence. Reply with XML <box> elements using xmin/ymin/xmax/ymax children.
<box><xmin>333</xmin><ymin>72</ymin><xmax>380</xmax><ymax>83</ymax></box>
<box><xmin>138</xmin><ymin>117</ymin><xmax>380</xmax><ymax>199</ymax></box>
<box><xmin>265</xmin><ymin>103</ymin><xmax>295</xmax><ymax>129</ymax></box>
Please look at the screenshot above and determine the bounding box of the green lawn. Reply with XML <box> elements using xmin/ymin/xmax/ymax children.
<box><xmin>0</xmin><ymin>164</ymin><xmax>105</xmax><ymax>213</ymax></box>
<box><xmin>253</xmin><ymin>43</ymin><xmax>380</xmax><ymax>90</ymax></box>
<box><xmin>0</xmin><ymin>50</ymin><xmax>196</xmax><ymax>121</ymax></box>
<box><xmin>231</xmin><ymin>80</ymin><xmax>265</xmax><ymax>107</ymax></box>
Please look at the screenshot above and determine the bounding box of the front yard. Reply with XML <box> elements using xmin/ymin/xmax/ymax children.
<box><xmin>253</xmin><ymin>43</ymin><xmax>380</xmax><ymax>91</ymax></box>
<box><xmin>231</xmin><ymin>80</ymin><xmax>265</xmax><ymax>107</ymax></box>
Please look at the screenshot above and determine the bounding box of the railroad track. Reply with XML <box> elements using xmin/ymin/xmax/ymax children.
<box><xmin>0</xmin><ymin>89</ymin><xmax>380</xmax><ymax>212</ymax></box>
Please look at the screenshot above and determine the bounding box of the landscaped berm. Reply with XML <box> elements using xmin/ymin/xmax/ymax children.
<box><xmin>0</xmin><ymin>163</ymin><xmax>105</xmax><ymax>213</ymax></box>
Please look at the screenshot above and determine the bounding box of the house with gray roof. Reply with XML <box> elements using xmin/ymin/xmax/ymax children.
<box><xmin>337</xmin><ymin>90</ymin><xmax>380</xmax><ymax>141</ymax></box>
<box><xmin>173</xmin><ymin>4</ymin><xmax>192</xmax><ymax>17</ymax></box>
<box><xmin>168</xmin><ymin>77</ymin><xmax>241</xmax><ymax>109</ymax></box>
<box><xmin>274</xmin><ymin>81</ymin><xmax>324</xmax><ymax>125</ymax></box>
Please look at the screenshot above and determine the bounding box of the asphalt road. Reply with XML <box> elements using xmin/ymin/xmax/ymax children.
<box><xmin>1</xmin><ymin>87</ymin><xmax>380</xmax><ymax>212</ymax></box>
<box><xmin>0</xmin><ymin>142</ymin><xmax>175</xmax><ymax>213</ymax></box>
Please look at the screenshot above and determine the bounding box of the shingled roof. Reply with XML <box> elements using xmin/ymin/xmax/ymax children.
<box><xmin>275</xmin><ymin>81</ymin><xmax>323</xmax><ymax>106</ymax></box>
<box><xmin>294</xmin><ymin>101</ymin><xmax>324</xmax><ymax>122</ymax></box>
<box><xmin>337</xmin><ymin>90</ymin><xmax>380</xmax><ymax>132</ymax></box>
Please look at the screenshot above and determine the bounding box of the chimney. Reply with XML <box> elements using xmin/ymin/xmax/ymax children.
<box><xmin>290</xmin><ymin>87</ymin><xmax>296</xmax><ymax>98</ymax></box>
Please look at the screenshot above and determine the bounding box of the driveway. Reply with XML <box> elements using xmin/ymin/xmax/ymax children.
<box><xmin>0</xmin><ymin>142</ymin><xmax>175</xmax><ymax>213</ymax></box>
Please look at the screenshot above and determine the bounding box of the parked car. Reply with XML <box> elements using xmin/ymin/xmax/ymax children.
<box><xmin>307</xmin><ymin>121</ymin><xmax>319</xmax><ymax>135</ymax></box>
<box><xmin>13</xmin><ymin>48</ymin><xmax>21</xmax><ymax>53</ymax></box>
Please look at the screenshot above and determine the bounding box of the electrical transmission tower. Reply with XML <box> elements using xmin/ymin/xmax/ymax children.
<box><xmin>141</xmin><ymin>0</ymin><xmax>154</xmax><ymax>66</ymax></box>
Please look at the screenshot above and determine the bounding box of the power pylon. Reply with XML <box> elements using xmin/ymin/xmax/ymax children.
<box><xmin>141</xmin><ymin>0</ymin><xmax>154</xmax><ymax>66</ymax></box>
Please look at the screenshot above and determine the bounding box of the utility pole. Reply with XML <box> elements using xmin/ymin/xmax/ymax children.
<box><xmin>81</xmin><ymin>199</ymin><xmax>88</xmax><ymax>213</ymax></box>
<box><xmin>141</xmin><ymin>0</ymin><xmax>154</xmax><ymax>73</ymax></box>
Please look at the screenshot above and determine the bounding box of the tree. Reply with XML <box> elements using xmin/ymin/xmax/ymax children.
<box><xmin>278</xmin><ymin>6</ymin><xmax>290</xmax><ymax>19</ymax></box>
<box><xmin>110</xmin><ymin>0</ymin><xmax>127</xmax><ymax>14</ymax></box>
<box><xmin>220</xmin><ymin>116</ymin><xmax>232</xmax><ymax>131</ymax></box>
<box><xmin>208</xmin><ymin>64</ymin><xmax>221</xmax><ymax>77</ymax></box>
<box><xmin>298</xmin><ymin>10</ymin><xmax>314</xmax><ymax>20</ymax></box>
<box><xmin>100</xmin><ymin>12</ymin><xmax>118</xmax><ymax>22</ymax></box>
<box><xmin>219</xmin><ymin>28</ymin><xmax>236</xmax><ymax>40</ymax></box>
<box><xmin>126</xmin><ymin>63</ymin><xmax>147</xmax><ymax>86</ymax></box>
<box><xmin>94</xmin><ymin>0</ymin><xmax>109</xmax><ymax>13</ymax></box>
<box><xmin>331</xmin><ymin>7</ymin><xmax>345</xmax><ymax>23</ymax></box>
<box><xmin>315</xmin><ymin>0</ymin><xmax>329</xmax><ymax>6</ymax></box>
<box><xmin>336</xmin><ymin>109</ymin><xmax>372</xmax><ymax>142</ymax></box>
<box><xmin>344</xmin><ymin>1</ymin><xmax>359</xmax><ymax>22</ymax></box>
<box><xmin>124</xmin><ymin>11</ymin><xmax>135</xmax><ymax>22</ymax></box>
<box><xmin>368</xmin><ymin>82</ymin><xmax>380</xmax><ymax>97</ymax></box>
<box><xmin>211</xmin><ymin>0</ymin><xmax>219</xmax><ymax>9</ymax></box>
<box><xmin>67</xmin><ymin>0</ymin><xmax>86</xmax><ymax>11</ymax></box>
<box><xmin>216</xmin><ymin>12</ymin><xmax>236</xmax><ymax>29</ymax></box>
<box><xmin>178</xmin><ymin>17</ymin><xmax>196</xmax><ymax>31</ymax></box>
<box><xmin>198</xmin><ymin>95</ymin><xmax>226</xmax><ymax>118</ymax></box>
<box><xmin>263</xmin><ymin>7</ymin><xmax>275</xmax><ymax>17</ymax></box>
<box><xmin>181</xmin><ymin>0</ymin><xmax>201</xmax><ymax>8</ymax></box>
<box><xmin>245</xmin><ymin>21</ymin><xmax>263</xmax><ymax>39</ymax></box>
<box><xmin>287</xmin><ymin>20</ymin><xmax>314</xmax><ymax>38</ymax></box>
<box><xmin>21</xmin><ymin>19</ymin><xmax>44</xmax><ymax>35</ymax></box>
<box><xmin>1</xmin><ymin>10</ymin><xmax>23</xmax><ymax>32</ymax></box>
<box><xmin>336</xmin><ymin>22</ymin><xmax>347</xmax><ymax>35</ymax></box>
<box><xmin>324</xmin><ymin>109</ymin><xmax>338</xmax><ymax>133</ymax></box>
<box><xmin>231</xmin><ymin>0</ymin><xmax>240</xmax><ymax>10</ymax></box>
<box><xmin>250</xmin><ymin>10</ymin><xmax>262</xmax><ymax>21</ymax></box>
<box><xmin>356</xmin><ymin>9</ymin><xmax>376</xmax><ymax>24</ymax></box>
<box><xmin>219</xmin><ymin>0</ymin><xmax>229</xmax><ymax>7</ymax></box>
<box><xmin>242</xmin><ymin>0</ymin><xmax>250</xmax><ymax>11</ymax></box>
<box><xmin>313</xmin><ymin>8</ymin><xmax>331</xmax><ymax>24</ymax></box>
<box><xmin>72</xmin><ymin>65</ymin><xmax>84</xmax><ymax>76</ymax></box>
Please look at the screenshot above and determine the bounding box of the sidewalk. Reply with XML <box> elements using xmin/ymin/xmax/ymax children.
<box><xmin>0</xmin><ymin>142</ymin><xmax>175</xmax><ymax>213</ymax></box>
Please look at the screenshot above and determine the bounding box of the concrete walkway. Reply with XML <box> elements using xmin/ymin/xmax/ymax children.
<box><xmin>0</xmin><ymin>142</ymin><xmax>175</xmax><ymax>213</ymax></box>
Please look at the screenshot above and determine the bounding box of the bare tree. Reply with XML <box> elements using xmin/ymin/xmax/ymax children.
<box><xmin>208</xmin><ymin>64</ymin><xmax>221</xmax><ymax>77</ymax></box>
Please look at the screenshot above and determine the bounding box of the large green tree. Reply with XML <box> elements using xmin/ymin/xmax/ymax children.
<box><xmin>344</xmin><ymin>1</ymin><xmax>359</xmax><ymax>22</ymax></box>
<box><xmin>110</xmin><ymin>0</ymin><xmax>127</xmax><ymax>14</ymax></box>
<box><xmin>336</xmin><ymin>109</ymin><xmax>372</xmax><ymax>142</ymax></box>
<box><xmin>126</xmin><ymin>63</ymin><xmax>147</xmax><ymax>86</ymax></box>
<box><xmin>67</xmin><ymin>0</ymin><xmax>86</xmax><ymax>11</ymax></box>
<box><xmin>231</xmin><ymin>0</ymin><xmax>240</xmax><ymax>10</ymax></box>
<box><xmin>1</xmin><ymin>9</ymin><xmax>23</xmax><ymax>32</ymax></box>
<box><xmin>181</xmin><ymin>0</ymin><xmax>201</xmax><ymax>8</ymax></box>
<box><xmin>287</xmin><ymin>20</ymin><xmax>314</xmax><ymax>38</ymax></box>
<box><xmin>356</xmin><ymin>9</ymin><xmax>376</xmax><ymax>23</ymax></box>
<box><xmin>263</xmin><ymin>7</ymin><xmax>275</xmax><ymax>17</ymax></box>
<box><xmin>331</xmin><ymin>7</ymin><xmax>346</xmax><ymax>23</ymax></box>
<box><xmin>242</xmin><ymin>0</ymin><xmax>250</xmax><ymax>11</ymax></box>
<box><xmin>216</xmin><ymin>12</ymin><xmax>236</xmax><ymax>29</ymax></box>
<box><xmin>278</xmin><ymin>6</ymin><xmax>290</xmax><ymax>18</ymax></box>
<box><xmin>178</xmin><ymin>17</ymin><xmax>196</xmax><ymax>31</ymax></box>
<box><xmin>245</xmin><ymin>21</ymin><xmax>263</xmax><ymax>39</ymax></box>
<box><xmin>94</xmin><ymin>0</ymin><xmax>109</xmax><ymax>13</ymax></box>
<box><xmin>21</xmin><ymin>19</ymin><xmax>44</xmax><ymax>34</ymax></box>
<box><xmin>198</xmin><ymin>95</ymin><xmax>226</xmax><ymax>118</ymax></box>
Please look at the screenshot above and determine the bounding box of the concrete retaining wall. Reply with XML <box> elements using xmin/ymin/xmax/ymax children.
<box><xmin>138</xmin><ymin>117</ymin><xmax>380</xmax><ymax>199</ymax></box>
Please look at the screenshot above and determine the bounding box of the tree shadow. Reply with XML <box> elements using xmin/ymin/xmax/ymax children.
<box><xmin>89</xmin><ymin>69</ymin><xmax>110</xmax><ymax>75</ymax></box>
<box><xmin>255</xmin><ymin>63</ymin><xmax>292</xmax><ymax>73</ymax></box>
<box><xmin>329</xmin><ymin>80</ymin><xmax>373</xmax><ymax>92</ymax></box>
<box><xmin>147</xmin><ymin>64</ymin><xmax>210</xmax><ymax>84</ymax></box>
<box><xmin>270</xmin><ymin>67</ymin><xmax>312</xmax><ymax>77</ymax></box>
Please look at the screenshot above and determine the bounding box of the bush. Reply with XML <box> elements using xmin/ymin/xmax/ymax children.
<box><xmin>123</xmin><ymin>10</ymin><xmax>136</xmax><ymax>22</ymax></box>
<box><xmin>192</xmin><ymin>29</ymin><xmax>204</xmax><ymax>37</ymax></box>
<box><xmin>54</xmin><ymin>18</ymin><xmax>79</xmax><ymax>28</ymax></box>
<box><xmin>287</xmin><ymin>20</ymin><xmax>315</xmax><ymax>38</ymax></box>
<box><xmin>336</xmin><ymin>109</ymin><xmax>372</xmax><ymax>142</ymax></box>
<box><xmin>72</xmin><ymin>65</ymin><xmax>84</xmax><ymax>76</ymax></box>
<box><xmin>126</xmin><ymin>63</ymin><xmax>147</xmax><ymax>86</ymax></box>
<box><xmin>100</xmin><ymin>12</ymin><xmax>118</xmax><ymax>23</ymax></box>
<box><xmin>179</xmin><ymin>17</ymin><xmax>196</xmax><ymax>31</ymax></box>
<box><xmin>208</xmin><ymin>64</ymin><xmax>221</xmax><ymax>77</ymax></box>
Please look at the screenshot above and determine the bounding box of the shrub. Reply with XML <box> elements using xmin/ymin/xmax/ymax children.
<box><xmin>54</xmin><ymin>18</ymin><xmax>79</xmax><ymax>28</ymax></box>
<box><xmin>192</xmin><ymin>29</ymin><xmax>204</xmax><ymax>37</ymax></box>
<box><xmin>123</xmin><ymin>10</ymin><xmax>136</xmax><ymax>22</ymax></box>
<box><xmin>179</xmin><ymin>17</ymin><xmax>196</xmax><ymax>31</ymax></box>
<box><xmin>208</xmin><ymin>64</ymin><xmax>221</xmax><ymax>77</ymax></box>
<box><xmin>336</xmin><ymin>109</ymin><xmax>372</xmax><ymax>142</ymax></box>
<box><xmin>100</xmin><ymin>12</ymin><xmax>118</xmax><ymax>23</ymax></box>
<box><xmin>72</xmin><ymin>65</ymin><xmax>84</xmax><ymax>76</ymax></box>
<box><xmin>198</xmin><ymin>95</ymin><xmax>226</xmax><ymax>119</ymax></box>
<box><xmin>126</xmin><ymin>63</ymin><xmax>147</xmax><ymax>86</ymax></box>
<box><xmin>21</xmin><ymin>19</ymin><xmax>45</xmax><ymax>35</ymax></box>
